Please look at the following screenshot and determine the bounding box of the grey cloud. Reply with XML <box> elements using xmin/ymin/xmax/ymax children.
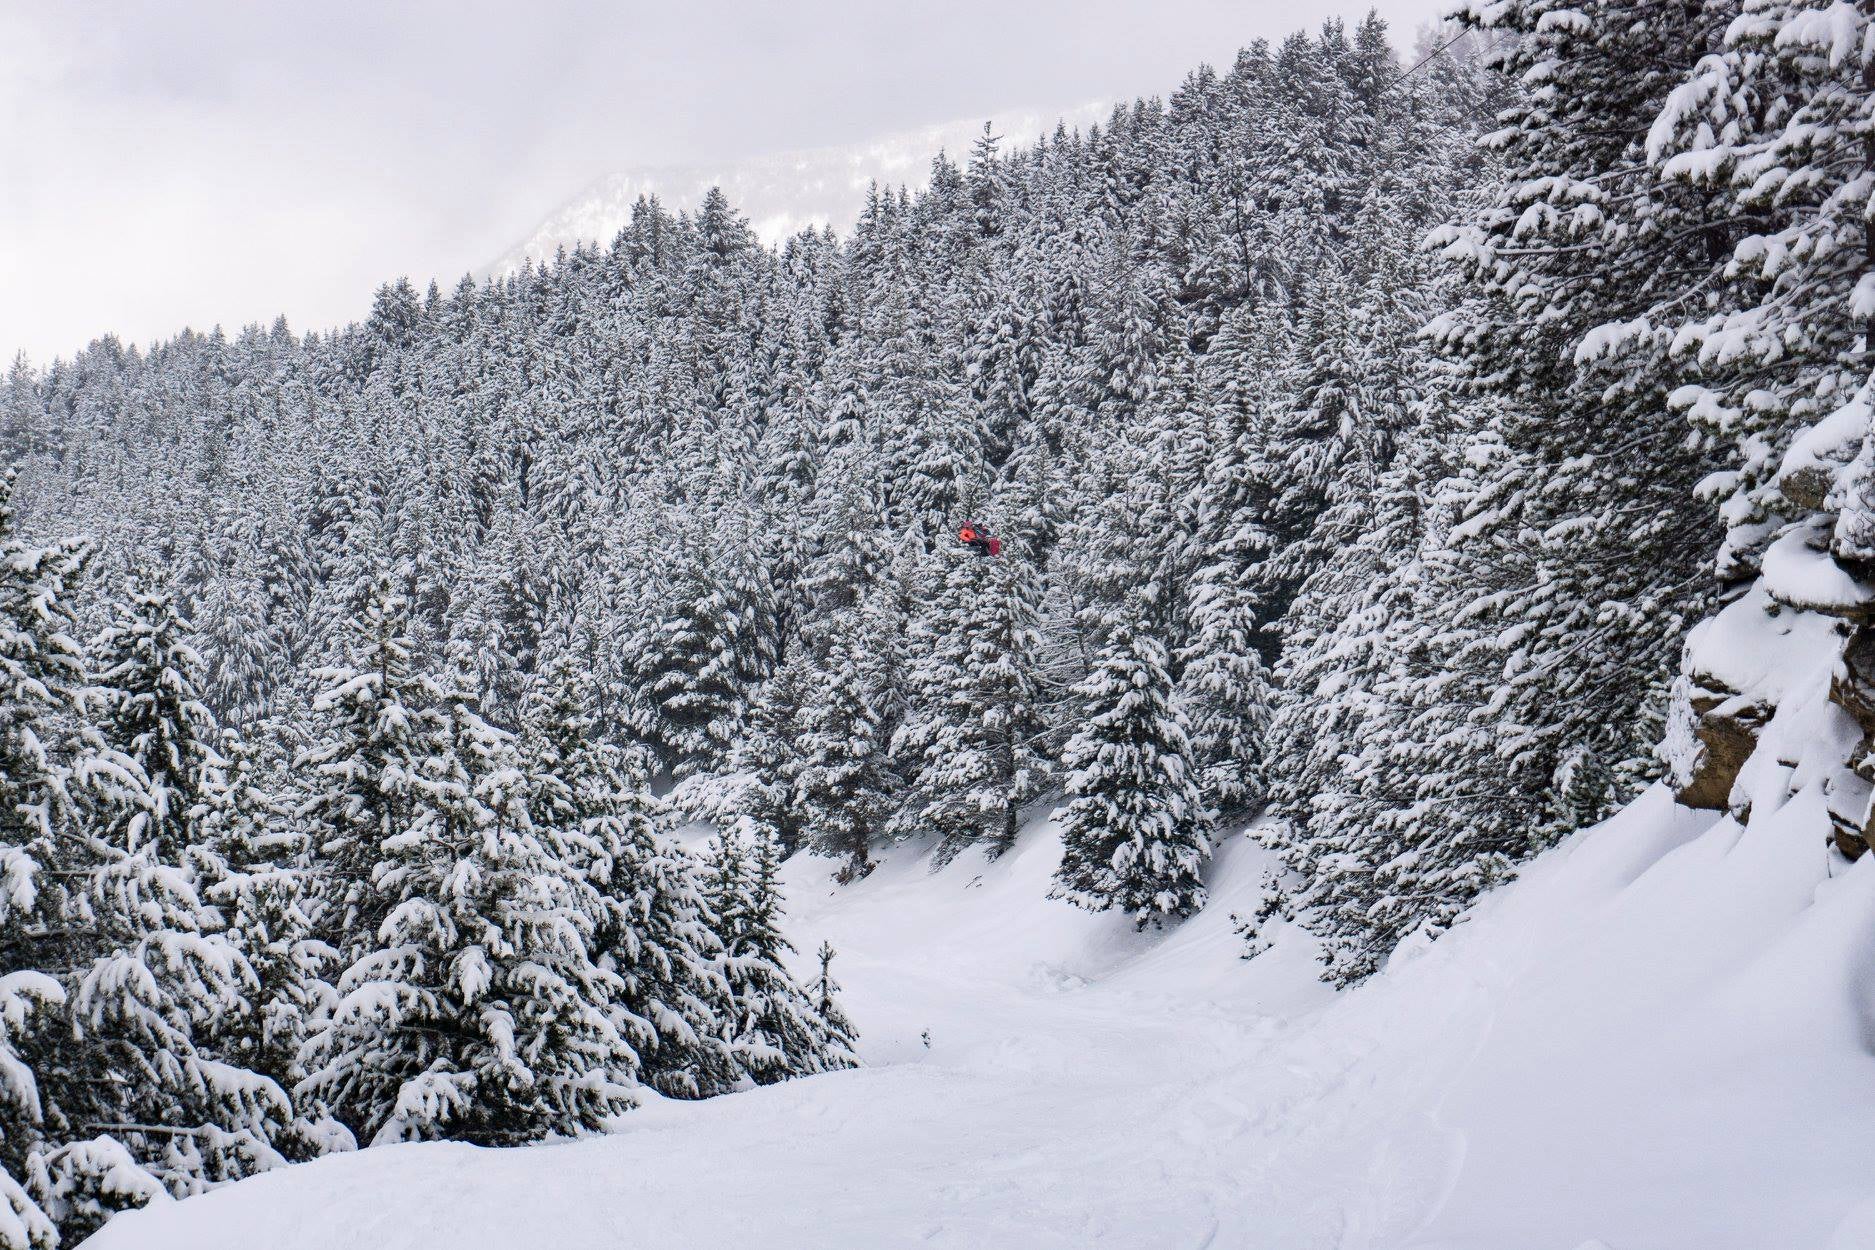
<box><xmin>0</xmin><ymin>0</ymin><xmax>1456</xmax><ymax>365</ymax></box>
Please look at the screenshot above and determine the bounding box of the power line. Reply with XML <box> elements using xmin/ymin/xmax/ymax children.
<box><xmin>1385</xmin><ymin>27</ymin><xmax>1505</xmax><ymax>94</ymax></box>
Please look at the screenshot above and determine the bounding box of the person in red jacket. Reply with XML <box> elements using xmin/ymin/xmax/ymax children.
<box><xmin>957</xmin><ymin>521</ymin><xmax>1001</xmax><ymax>557</ymax></box>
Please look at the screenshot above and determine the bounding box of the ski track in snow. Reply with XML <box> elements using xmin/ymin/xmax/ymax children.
<box><xmin>89</xmin><ymin>789</ymin><xmax>1875</xmax><ymax>1249</ymax></box>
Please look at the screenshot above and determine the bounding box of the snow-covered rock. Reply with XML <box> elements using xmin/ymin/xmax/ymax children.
<box><xmin>1762</xmin><ymin>521</ymin><xmax>1875</xmax><ymax>620</ymax></box>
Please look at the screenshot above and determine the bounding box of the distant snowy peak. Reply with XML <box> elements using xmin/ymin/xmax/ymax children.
<box><xmin>487</xmin><ymin>102</ymin><xmax>1111</xmax><ymax>276</ymax></box>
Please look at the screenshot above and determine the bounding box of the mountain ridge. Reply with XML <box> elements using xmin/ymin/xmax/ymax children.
<box><xmin>484</xmin><ymin>102</ymin><xmax>1112</xmax><ymax>275</ymax></box>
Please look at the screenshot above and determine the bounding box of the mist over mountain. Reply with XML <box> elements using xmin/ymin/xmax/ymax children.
<box><xmin>487</xmin><ymin>102</ymin><xmax>1113</xmax><ymax>275</ymax></box>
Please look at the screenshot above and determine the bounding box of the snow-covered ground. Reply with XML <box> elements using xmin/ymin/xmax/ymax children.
<box><xmin>89</xmin><ymin>789</ymin><xmax>1875</xmax><ymax>1249</ymax></box>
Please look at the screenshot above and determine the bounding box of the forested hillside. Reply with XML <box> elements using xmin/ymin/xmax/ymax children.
<box><xmin>6</xmin><ymin>1</ymin><xmax>1875</xmax><ymax>1244</ymax></box>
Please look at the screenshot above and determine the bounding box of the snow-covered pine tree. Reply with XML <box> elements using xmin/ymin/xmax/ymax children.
<box><xmin>182</xmin><ymin>532</ymin><xmax>282</xmax><ymax>729</ymax></box>
<box><xmin>811</xmin><ymin>940</ymin><xmax>860</xmax><ymax>1062</ymax></box>
<box><xmin>890</xmin><ymin>545</ymin><xmax>1050</xmax><ymax>863</ymax></box>
<box><xmin>1427</xmin><ymin>0</ymin><xmax>1732</xmax><ymax>827</ymax></box>
<box><xmin>191</xmin><ymin>728</ymin><xmax>337</xmax><ymax>1155</ymax></box>
<box><xmin>871</xmin><ymin>280</ymin><xmax>984</xmax><ymax>537</ymax></box>
<box><xmin>1257</xmin><ymin>386</ymin><xmax>1490</xmax><ymax>985</ymax></box>
<box><xmin>518</xmin><ymin>658</ymin><xmax>740</xmax><ymax>1101</ymax></box>
<box><xmin>709</xmin><ymin>825</ymin><xmax>857</xmax><ymax>1083</ymax></box>
<box><xmin>1176</xmin><ymin>515</ymin><xmax>1274</xmax><ymax>817</ymax></box>
<box><xmin>54</xmin><ymin>812</ymin><xmax>294</xmax><ymax>1220</ymax></box>
<box><xmin>1051</xmin><ymin>617</ymin><xmax>1211</xmax><ymax>928</ymax></box>
<box><xmin>1054</xmin><ymin>347</ymin><xmax>1206</xmax><ymax>667</ymax></box>
<box><xmin>1645</xmin><ymin>0</ymin><xmax>1875</xmax><ymax>572</ymax></box>
<box><xmin>39</xmin><ymin>574</ymin><xmax>295</xmax><ymax>1237</ymax></box>
<box><xmin>1644</xmin><ymin>0</ymin><xmax>1875</xmax><ymax>859</ymax></box>
<box><xmin>0</xmin><ymin>470</ymin><xmax>87</xmax><ymax>1249</ymax></box>
<box><xmin>1166</xmin><ymin>304</ymin><xmax>1294</xmax><ymax>816</ymax></box>
<box><xmin>725</xmin><ymin>653</ymin><xmax>811</xmax><ymax>854</ymax></box>
<box><xmin>793</xmin><ymin>603</ymin><xmax>895</xmax><ymax>880</ymax></box>
<box><xmin>293</xmin><ymin>571</ymin><xmax>451</xmax><ymax>967</ymax></box>
<box><xmin>89</xmin><ymin>576</ymin><xmax>220</xmax><ymax>856</ymax></box>
<box><xmin>0</xmin><ymin>467</ymin><xmax>85</xmax><ymax>923</ymax></box>
<box><xmin>300</xmin><ymin>668</ymin><xmax>640</xmax><ymax>1147</ymax></box>
<box><xmin>622</xmin><ymin>514</ymin><xmax>775</xmax><ymax>777</ymax></box>
<box><xmin>1253</xmin><ymin>189</ymin><xmax>1499</xmax><ymax>983</ymax></box>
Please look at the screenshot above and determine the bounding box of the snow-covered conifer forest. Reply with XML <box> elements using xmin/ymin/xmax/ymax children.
<box><xmin>8</xmin><ymin>3</ymin><xmax>1875</xmax><ymax>1246</ymax></box>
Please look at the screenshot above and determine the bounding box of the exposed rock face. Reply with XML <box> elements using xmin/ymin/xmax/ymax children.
<box><xmin>1776</xmin><ymin>463</ymin><xmax>1834</xmax><ymax>516</ymax></box>
<box><xmin>1668</xmin><ymin>586</ymin><xmax>1863</xmax><ymax>839</ymax></box>
<box><xmin>1829</xmin><ymin>822</ymin><xmax>1869</xmax><ymax>860</ymax></box>
<box><xmin>1826</xmin><ymin>630</ymin><xmax>1875</xmax><ymax>860</ymax></box>
<box><xmin>1671</xmin><ymin>602</ymin><xmax>1875</xmax><ymax>855</ymax></box>
<box><xmin>1674</xmin><ymin>683</ymin><xmax>1769</xmax><ymax>813</ymax></box>
<box><xmin>1671</xmin><ymin>378</ymin><xmax>1875</xmax><ymax>855</ymax></box>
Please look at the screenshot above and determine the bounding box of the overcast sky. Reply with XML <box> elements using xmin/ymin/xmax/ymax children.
<box><xmin>1</xmin><ymin>0</ymin><xmax>1456</xmax><ymax>366</ymax></box>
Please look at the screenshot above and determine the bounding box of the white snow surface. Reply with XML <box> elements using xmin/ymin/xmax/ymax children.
<box><xmin>1683</xmin><ymin>585</ymin><xmax>1850</xmax><ymax>706</ymax></box>
<box><xmin>89</xmin><ymin>792</ymin><xmax>1875</xmax><ymax>1249</ymax></box>
<box><xmin>1761</xmin><ymin>521</ymin><xmax>1875</xmax><ymax>615</ymax></box>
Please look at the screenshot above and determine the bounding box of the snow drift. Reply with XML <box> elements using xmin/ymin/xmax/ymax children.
<box><xmin>85</xmin><ymin>788</ymin><xmax>1875</xmax><ymax>1250</ymax></box>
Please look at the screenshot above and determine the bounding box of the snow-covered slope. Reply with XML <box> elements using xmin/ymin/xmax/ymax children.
<box><xmin>88</xmin><ymin>791</ymin><xmax>1875</xmax><ymax>1249</ymax></box>
<box><xmin>487</xmin><ymin>103</ymin><xmax>1110</xmax><ymax>274</ymax></box>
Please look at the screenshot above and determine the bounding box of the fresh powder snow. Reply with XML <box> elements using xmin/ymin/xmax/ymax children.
<box><xmin>88</xmin><ymin>792</ymin><xmax>1875</xmax><ymax>1250</ymax></box>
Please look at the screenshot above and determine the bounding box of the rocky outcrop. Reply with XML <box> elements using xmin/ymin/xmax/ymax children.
<box><xmin>1825</xmin><ymin>630</ymin><xmax>1875</xmax><ymax>860</ymax></box>
<box><xmin>1668</xmin><ymin>586</ymin><xmax>1860</xmax><ymax>835</ymax></box>
<box><xmin>1759</xmin><ymin>522</ymin><xmax>1875</xmax><ymax>623</ymax></box>
<box><xmin>1674</xmin><ymin>681</ymin><xmax>1770</xmax><ymax>813</ymax></box>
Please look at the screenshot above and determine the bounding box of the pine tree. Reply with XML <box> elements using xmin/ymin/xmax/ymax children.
<box><xmin>1258</xmin><ymin>396</ymin><xmax>1489</xmax><ymax>984</ymax></box>
<box><xmin>192</xmin><ymin>730</ymin><xmax>343</xmax><ymax>1158</ymax></box>
<box><xmin>0</xmin><ymin>473</ymin><xmax>85</xmax><ymax>1248</ymax></box>
<box><xmin>184</xmin><ymin>535</ymin><xmax>280</xmax><ymax>728</ymax></box>
<box><xmin>90</xmin><ymin>577</ymin><xmax>220</xmax><ymax>857</ymax></box>
<box><xmin>294</xmin><ymin>571</ymin><xmax>451</xmax><ymax>968</ymax></box>
<box><xmin>793</xmin><ymin>604</ymin><xmax>894</xmax><ymax>880</ymax></box>
<box><xmin>299</xmin><ymin>673</ymin><xmax>641</xmax><ymax>1146</ymax></box>
<box><xmin>811</xmin><ymin>941</ymin><xmax>860</xmax><ymax>1061</ymax></box>
<box><xmin>1644</xmin><ymin>0</ymin><xmax>1875</xmax><ymax>580</ymax></box>
<box><xmin>709</xmin><ymin>826</ymin><xmax>856</xmax><ymax>1084</ymax></box>
<box><xmin>33</xmin><ymin>573</ymin><xmax>297</xmax><ymax>1237</ymax></box>
<box><xmin>1643</xmin><ymin>1</ymin><xmax>1875</xmax><ymax>863</ymax></box>
<box><xmin>1177</xmin><ymin>504</ymin><xmax>1274</xmax><ymax>816</ymax></box>
<box><xmin>891</xmin><ymin>547</ymin><xmax>1050</xmax><ymax>862</ymax></box>
<box><xmin>57</xmin><ymin>793</ymin><xmax>294</xmax><ymax>1206</ymax></box>
<box><xmin>1428</xmin><ymin>0</ymin><xmax>1731</xmax><ymax>783</ymax></box>
<box><xmin>1052</xmin><ymin>620</ymin><xmax>1211</xmax><ymax>928</ymax></box>
<box><xmin>518</xmin><ymin>659</ymin><xmax>740</xmax><ymax>1101</ymax></box>
<box><xmin>623</xmin><ymin>517</ymin><xmax>775</xmax><ymax>776</ymax></box>
<box><xmin>726</xmin><ymin>655</ymin><xmax>810</xmax><ymax>854</ymax></box>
